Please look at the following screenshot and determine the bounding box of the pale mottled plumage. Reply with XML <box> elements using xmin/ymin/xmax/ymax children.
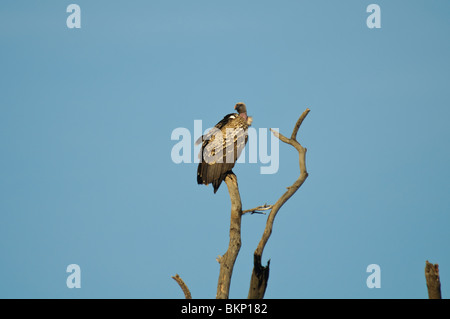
<box><xmin>197</xmin><ymin>103</ymin><xmax>252</xmax><ymax>193</ymax></box>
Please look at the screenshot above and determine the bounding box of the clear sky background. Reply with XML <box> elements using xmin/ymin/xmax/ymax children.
<box><xmin>1</xmin><ymin>1</ymin><xmax>449</xmax><ymax>298</ymax></box>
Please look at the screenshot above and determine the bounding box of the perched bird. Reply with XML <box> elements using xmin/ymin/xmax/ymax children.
<box><xmin>196</xmin><ymin>102</ymin><xmax>253</xmax><ymax>193</ymax></box>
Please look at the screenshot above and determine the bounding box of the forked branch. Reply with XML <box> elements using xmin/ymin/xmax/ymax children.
<box><xmin>248</xmin><ymin>108</ymin><xmax>310</xmax><ymax>299</ymax></box>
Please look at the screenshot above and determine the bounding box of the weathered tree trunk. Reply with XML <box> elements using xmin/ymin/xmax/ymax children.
<box><xmin>216</xmin><ymin>173</ymin><xmax>242</xmax><ymax>299</ymax></box>
<box><xmin>425</xmin><ymin>260</ymin><xmax>442</xmax><ymax>299</ymax></box>
<box><xmin>247</xmin><ymin>254</ymin><xmax>270</xmax><ymax>299</ymax></box>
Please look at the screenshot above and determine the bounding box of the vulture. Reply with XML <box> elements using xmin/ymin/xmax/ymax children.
<box><xmin>196</xmin><ymin>102</ymin><xmax>253</xmax><ymax>193</ymax></box>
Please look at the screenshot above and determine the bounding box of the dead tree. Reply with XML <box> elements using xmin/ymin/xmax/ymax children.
<box><xmin>173</xmin><ymin>108</ymin><xmax>310</xmax><ymax>299</ymax></box>
<box><xmin>247</xmin><ymin>109</ymin><xmax>309</xmax><ymax>298</ymax></box>
<box><xmin>425</xmin><ymin>260</ymin><xmax>442</xmax><ymax>299</ymax></box>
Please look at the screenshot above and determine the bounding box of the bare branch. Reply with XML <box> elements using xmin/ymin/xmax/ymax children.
<box><xmin>216</xmin><ymin>172</ymin><xmax>242</xmax><ymax>299</ymax></box>
<box><xmin>248</xmin><ymin>108</ymin><xmax>310</xmax><ymax>299</ymax></box>
<box><xmin>172</xmin><ymin>274</ymin><xmax>192</xmax><ymax>299</ymax></box>
<box><xmin>291</xmin><ymin>108</ymin><xmax>310</xmax><ymax>140</ymax></box>
<box><xmin>425</xmin><ymin>260</ymin><xmax>442</xmax><ymax>299</ymax></box>
<box><xmin>270</xmin><ymin>129</ymin><xmax>290</xmax><ymax>144</ymax></box>
<box><xmin>242</xmin><ymin>204</ymin><xmax>273</xmax><ymax>215</ymax></box>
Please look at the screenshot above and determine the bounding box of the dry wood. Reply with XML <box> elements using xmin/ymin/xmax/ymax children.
<box><xmin>242</xmin><ymin>204</ymin><xmax>273</xmax><ymax>215</ymax></box>
<box><xmin>425</xmin><ymin>260</ymin><xmax>442</xmax><ymax>299</ymax></box>
<box><xmin>172</xmin><ymin>273</ymin><xmax>192</xmax><ymax>299</ymax></box>
<box><xmin>248</xmin><ymin>108</ymin><xmax>310</xmax><ymax>299</ymax></box>
<box><xmin>216</xmin><ymin>173</ymin><xmax>242</xmax><ymax>299</ymax></box>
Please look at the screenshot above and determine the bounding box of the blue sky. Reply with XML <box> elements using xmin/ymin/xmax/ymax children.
<box><xmin>1</xmin><ymin>1</ymin><xmax>449</xmax><ymax>298</ymax></box>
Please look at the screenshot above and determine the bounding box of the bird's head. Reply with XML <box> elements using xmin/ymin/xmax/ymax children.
<box><xmin>234</xmin><ymin>102</ymin><xmax>248</xmax><ymax>120</ymax></box>
<box><xmin>234</xmin><ymin>102</ymin><xmax>247</xmax><ymax>114</ymax></box>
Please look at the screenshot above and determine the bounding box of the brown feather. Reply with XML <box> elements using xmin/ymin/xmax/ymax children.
<box><xmin>197</xmin><ymin>113</ymin><xmax>249</xmax><ymax>193</ymax></box>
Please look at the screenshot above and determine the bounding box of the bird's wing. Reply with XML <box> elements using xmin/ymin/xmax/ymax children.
<box><xmin>195</xmin><ymin>113</ymin><xmax>237</xmax><ymax>146</ymax></box>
